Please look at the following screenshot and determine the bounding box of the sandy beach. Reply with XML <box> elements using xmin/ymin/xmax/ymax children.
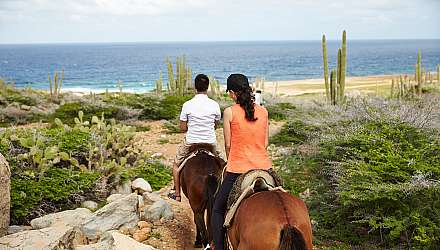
<box><xmin>261</xmin><ymin>74</ymin><xmax>405</xmax><ymax>96</ymax></box>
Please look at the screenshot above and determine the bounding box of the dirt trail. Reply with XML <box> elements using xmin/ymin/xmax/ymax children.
<box><xmin>134</xmin><ymin>120</ymin><xmax>284</xmax><ymax>250</ymax></box>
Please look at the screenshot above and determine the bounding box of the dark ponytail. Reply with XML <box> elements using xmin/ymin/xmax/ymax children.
<box><xmin>236</xmin><ymin>86</ymin><xmax>257</xmax><ymax>122</ymax></box>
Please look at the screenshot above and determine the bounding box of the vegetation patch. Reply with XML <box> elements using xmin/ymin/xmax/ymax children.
<box><xmin>266</xmin><ymin>102</ymin><xmax>297</xmax><ymax>121</ymax></box>
<box><xmin>275</xmin><ymin>100</ymin><xmax>440</xmax><ymax>248</ymax></box>
<box><xmin>11</xmin><ymin>168</ymin><xmax>100</xmax><ymax>224</ymax></box>
<box><xmin>52</xmin><ymin>102</ymin><xmax>123</xmax><ymax>125</ymax></box>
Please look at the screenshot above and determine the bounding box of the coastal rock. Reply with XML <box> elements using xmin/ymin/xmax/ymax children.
<box><xmin>81</xmin><ymin>193</ymin><xmax>139</xmax><ymax>240</ymax></box>
<box><xmin>0</xmin><ymin>153</ymin><xmax>10</xmax><ymax>237</ymax></box>
<box><xmin>143</xmin><ymin>199</ymin><xmax>174</xmax><ymax>222</ymax></box>
<box><xmin>0</xmin><ymin>225</ymin><xmax>85</xmax><ymax>250</ymax></box>
<box><xmin>76</xmin><ymin>231</ymin><xmax>156</xmax><ymax>250</ymax></box>
<box><xmin>31</xmin><ymin>208</ymin><xmax>93</xmax><ymax>230</ymax></box>
<box><xmin>7</xmin><ymin>225</ymin><xmax>32</xmax><ymax>235</ymax></box>
<box><xmin>112</xmin><ymin>180</ymin><xmax>132</xmax><ymax>194</ymax></box>
<box><xmin>81</xmin><ymin>201</ymin><xmax>98</xmax><ymax>211</ymax></box>
<box><xmin>132</xmin><ymin>178</ymin><xmax>152</xmax><ymax>194</ymax></box>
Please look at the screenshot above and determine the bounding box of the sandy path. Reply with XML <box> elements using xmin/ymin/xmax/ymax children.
<box><xmin>134</xmin><ymin>120</ymin><xmax>284</xmax><ymax>249</ymax></box>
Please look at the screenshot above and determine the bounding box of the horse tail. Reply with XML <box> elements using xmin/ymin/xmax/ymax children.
<box><xmin>279</xmin><ymin>224</ymin><xmax>307</xmax><ymax>250</ymax></box>
<box><xmin>206</xmin><ymin>173</ymin><xmax>218</xmax><ymax>241</ymax></box>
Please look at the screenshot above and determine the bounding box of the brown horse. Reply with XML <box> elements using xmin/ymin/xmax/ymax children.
<box><xmin>227</xmin><ymin>190</ymin><xmax>313</xmax><ymax>250</ymax></box>
<box><xmin>180</xmin><ymin>144</ymin><xmax>225</xmax><ymax>248</ymax></box>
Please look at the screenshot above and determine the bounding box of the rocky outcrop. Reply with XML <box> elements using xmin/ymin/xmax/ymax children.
<box><xmin>75</xmin><ymin>231</ymin><xmax>156</xmax><ymax>250</ymax></box>
<box><xmin>31</xmin><ymin>208</ymin><xmax>93</xmax><ymax>230</ymax></box>
<box><xmin>143</xmin><ymin>199</ymin><xmax>174</xmax><ymax>222</ymax></box>
<box><xmin>81</xmin><ymin>193</ymin><xmax>139</xmax><ymax>240</ymax></box>
<box><xmin>0</xmin><ymin>153</ymin><xmax>10</xmax><ymax>237</ymax></box>
<box><xmin>0</xmin><ymin>225</ymin><xmax>86</xmax><ymax>250</ymax></box>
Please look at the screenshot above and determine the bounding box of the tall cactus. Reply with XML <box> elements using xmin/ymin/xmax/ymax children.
<box><xmin>166</xmin><ymin>57</ymin><xmax>175</xmax><ymax>94</ymax></box>
<box><xmin>330</xmin><ymin>70</ymin><xmax>337</xmax><ymax>105</ymax></box>
<box><xmin>391</xmin><ymin>79</ymin><xmax>395</xmax><ymax>98</ymax></box>
<box><xmin>437</xmin><ymin>65</ymin><xmax>440</xmax><ymax>84</ymax></box>
<box><xmin>0</xmin><ymin>153</ymin><xmax>10</xmax><ymax>237</ymax></box>
<box><xmin>339</xmin><ymin>30</ymin><xmax>347</xmax><ymax>101</ymax></box>
<box><xmin>322</xmin><ymin>35</ymin><xmax>330</xmax><ymax>101</ymax></box>
<box><xmin>156</xmin><ymin>70</ymin><xmax>163</xmax><ymax>94</ymax></box>
<box><xmin>48</xmin><ymin>69</ymin><xmax>64</xmax><ymax>100</ymax></box>
<box><xmin>416</xmin><ymin>50</ymin><xmax>422</xmax><ymax>94</ymax></box>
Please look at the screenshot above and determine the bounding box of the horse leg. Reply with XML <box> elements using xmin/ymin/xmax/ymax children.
<box><xmin>194</xmin><ymin>211</ymin><xmax>209</xmax><ymax>247</ymax></box>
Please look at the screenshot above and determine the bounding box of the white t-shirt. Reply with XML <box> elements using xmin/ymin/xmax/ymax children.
<box><xmin>180</xmin><ymin>94</ymin><xmax>221</xmax><ymax>144</ymax></box>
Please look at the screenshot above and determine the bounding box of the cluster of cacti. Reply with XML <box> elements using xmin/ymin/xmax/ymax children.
<box><xmin>390</xmin><ymin>75</ymin><xmax>416</xmax><ymax>99</ymax></box>
<box><xmin>155</xmin><ymin>70</ymin><xmax>163</xmax><ymax>95</ymax></box>
<box><xmin>208</xmin><ymin>76</ymin><xmax>221</xmax><ymax>97</ymax></box>
<box><xmin>166</xmin><ymin>56</ymin><xmax>192</xmax><ymax>96</ymax></box>
<box><xmin>322</xmin><ymin>31</ymin><xmax>347</xmax><ymax>105</ymax></box>
<box><xmin>48</xmin><ymin>69</ymin><xmax>64</xmax><ymax>100</ymax></box>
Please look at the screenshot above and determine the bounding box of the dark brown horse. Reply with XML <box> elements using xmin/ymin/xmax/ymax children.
<box><xmin>227</xmin><ymin>190</ymin><xmax>313</xmax><ymax>250</ymax></box>
<box><xmin>180</xmin><ymin>144</ymin><xmax>225</xmax><ymax>248</ymax></box>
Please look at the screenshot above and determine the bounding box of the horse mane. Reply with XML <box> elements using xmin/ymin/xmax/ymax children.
<box><xmin>187</xmin><ymin>143</ymin><xmax>216</xmax><ymax>156</ymax></box>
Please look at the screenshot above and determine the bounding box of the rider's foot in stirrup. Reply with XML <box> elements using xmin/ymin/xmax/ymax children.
<box><xmin>167</xmin><ymin>192</ymin><xmax>181</xmax><ymax>202</ymax></box>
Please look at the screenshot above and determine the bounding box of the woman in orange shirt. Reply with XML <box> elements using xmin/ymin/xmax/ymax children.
<box><xmin>211</xmin><ymin>74</ymin><xmax>272</xmax><ymax>250</ymax></box>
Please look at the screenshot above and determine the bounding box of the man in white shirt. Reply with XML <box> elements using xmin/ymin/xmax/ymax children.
<box><xmin>169</xmin><ymin>74</ymin><xmax>221</xmax><ymax>202</ymax></box>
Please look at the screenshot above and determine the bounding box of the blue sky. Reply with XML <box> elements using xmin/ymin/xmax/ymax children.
<box><xmin>0</xmin><ymin>0</ymin><xmax>439</xmax><ymax>43</ymax></box>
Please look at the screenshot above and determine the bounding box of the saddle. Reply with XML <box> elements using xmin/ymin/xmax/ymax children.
<box><xmin>224</xmin><ymin>169</ymin><xmax>285</xmax><ymax>227</ymax></box>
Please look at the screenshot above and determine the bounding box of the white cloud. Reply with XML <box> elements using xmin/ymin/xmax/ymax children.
<box><xmin>0</xmin><ymin>0</ymin><xmax>438</xmax><ymax>43</ymax></box>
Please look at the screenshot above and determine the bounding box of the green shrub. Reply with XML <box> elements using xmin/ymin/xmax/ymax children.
<box><xmin>52</xmin><ymin>102</ymin><xmax>122</xmax><ymax>125</ymax></box>
<box><xmin>270</xmin><ymin>120</ymin><xmax>320</xmax><ymax>146</ymax></box>
<box><xmin>11</xmin><ymin>168</ymin><xmax>100</xmax><ymax>224</ymax></box>
<box><xmin>266</xmin><ymin>102</ymin><xmax>297</xmax><ymax>121</ymax></box>
<box><xmin>44</xmin><ymin>128</ymin><xmax>90</xmax><ymax>154</ymax></box>
<box><xmin>140</xmin><ymin>95</ymin><xmax>191</xmax><ymax>120</ymax></box>
<box><xmin>127</xmin><ymin>162</ymin><xmax>172</xmax><ymax>191</ymax></box>
<box><xmin>310</xmin><ymin>121</ymin><xmax>440</xmax><ymax>247</ymax></box>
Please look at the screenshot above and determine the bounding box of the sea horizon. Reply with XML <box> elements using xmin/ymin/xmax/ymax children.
<box><xmin>1</xmin><ymin>39</ymin><xmax>439</xmax><ymax>92</ymax></box>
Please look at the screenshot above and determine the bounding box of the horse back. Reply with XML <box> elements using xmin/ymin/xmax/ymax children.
<box><xmin>230</xmin><ymin>191</ymin><xmax>313</xmax><ymax>250</ymax></box>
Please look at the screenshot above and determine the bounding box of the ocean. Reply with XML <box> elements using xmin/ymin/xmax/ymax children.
<box><xmin>0</xmin><ymin>40</ymin><xmax>439</xmax><ymax>92</ymax></box>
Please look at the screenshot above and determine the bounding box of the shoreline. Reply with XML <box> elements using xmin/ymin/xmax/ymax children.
<box><xmin>10</xmin><ymin>73</ymin><xmax>438</xmax><ymax>97</ymax></box>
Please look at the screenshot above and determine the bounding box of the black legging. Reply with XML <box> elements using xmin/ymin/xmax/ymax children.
<box><xmin>211</xmin><ymin>172</ymin><xmax>241</xmax><ymax>249</ymax></box>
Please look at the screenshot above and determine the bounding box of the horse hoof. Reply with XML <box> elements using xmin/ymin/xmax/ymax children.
<box><xmin>194</xmin><ymin>240</ymin><xmax>203</xmax><ymax>248</ymax></box>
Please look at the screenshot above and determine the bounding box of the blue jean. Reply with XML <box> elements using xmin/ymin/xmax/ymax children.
<box><xmin>211</xmin><ymin>172</ymin><xmax>241</xmax><ymax>249</ymax></box>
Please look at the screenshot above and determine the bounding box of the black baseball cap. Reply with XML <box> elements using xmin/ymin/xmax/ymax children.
<box><xmin>226</xmin><ymin>74</ymin><xmax>250</xmax><ymax>93</ymax></box>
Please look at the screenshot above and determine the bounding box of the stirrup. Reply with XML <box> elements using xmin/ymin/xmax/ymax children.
<box><xmin>167</xmin><ymin>192</ymin><xmax>181</xmax><ymax>202</ymax></box>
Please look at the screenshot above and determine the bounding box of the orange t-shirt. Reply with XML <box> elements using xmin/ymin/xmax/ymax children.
<box><xmin>226</xmin><ymin>104</ymin><xmax>272</xmax><ymax>173</ymax></box>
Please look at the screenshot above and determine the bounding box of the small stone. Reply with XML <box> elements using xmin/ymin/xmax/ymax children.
<box><xmin>119</xmin><ymin>225</ymin><xmax>130</xmax><ymax>235</ymax></box>
<box><xmin>137</xmin><ymin>221</ymin><xmax>150</xmax><ymax>229</ymax></box>
<box><xmin>151</xmin><ymin>152</ymin><xmax>163</xmax><ymax>158</ymax></box>
<box><xmin>81</xmin><ymin>200</ymin><xmax>98</xmax><ymax>211</ymax></box>
<box><xmin>20</xmin><ymin>105</ymin><xmax>31</xmax><ymax>111</ymax></box>
<box><xmin>132</xmin><ymin>227</ymin><xmax>150</xmax><ymax>242</ymax></box>
<box><xmin>132</xmin><ymin>178</ymin><xmax>152</xmax><ymax>194</ymax></box>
